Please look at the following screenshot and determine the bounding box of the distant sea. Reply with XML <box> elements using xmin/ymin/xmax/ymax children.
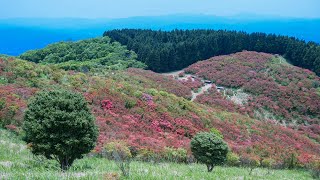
<box><xmin>0</xmin><ymin>15</ymin><xmax>319</xmax><ymax>56</ymax></box>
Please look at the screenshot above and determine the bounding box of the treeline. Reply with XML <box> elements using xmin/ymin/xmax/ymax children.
<box><xmin>19</xmin><ymin>37</ymin><xmax>146</xmax><ymax>71</ymax></box>
<box><xmin>104</xmin><ymin>29</ymin><xmax>320</xmax><ymax>74</ymax></box>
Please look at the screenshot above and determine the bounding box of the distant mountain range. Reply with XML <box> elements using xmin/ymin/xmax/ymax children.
<box><xmin>0</xmin><ymin>14</ymin><xmax>319</xmax><ymax>55</ymax></box>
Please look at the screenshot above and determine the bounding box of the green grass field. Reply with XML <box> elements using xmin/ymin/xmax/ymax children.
<box><xmin>0</xmin><ymin>129</ymin><xmax>314</xmax><ymax>180</ymax></box>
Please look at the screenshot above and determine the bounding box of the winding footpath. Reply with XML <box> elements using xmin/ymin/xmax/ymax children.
<box><xmin>162</xmin><ymin>70</ymin><xmax>213</xmax><ymax>101</ymax></box>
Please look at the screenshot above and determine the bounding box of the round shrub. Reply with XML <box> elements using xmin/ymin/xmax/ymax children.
<box><xmin>23</xmin><ymin>89</ymin><xmax>98</xmax><ymax>170</ymax></box>
<box><xmin>190</xmin><ymin>132</ymin><xmax>229</xmax><ymax>172</ymax></box>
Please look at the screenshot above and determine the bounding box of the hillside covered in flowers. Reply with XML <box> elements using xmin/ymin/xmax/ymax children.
<box><xmin>185</xmin><ymin>51</ymin><xmax>320</xmax><ymax>127</ymax></box>
<box><xmin>0</xmin><ymin>51</ymin><xmax>319</xmax><ymax>168</ymax></box>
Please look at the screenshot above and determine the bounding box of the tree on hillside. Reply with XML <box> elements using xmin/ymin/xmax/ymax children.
<box><xmin>191</xmin><ymin>132</ymin><xmax>229</xmax><ymax>172</ymax></box>
<box><xmin>23</xmin><ymin>89</ymin><xmax>98</xmax><ymax>170</ymax></box>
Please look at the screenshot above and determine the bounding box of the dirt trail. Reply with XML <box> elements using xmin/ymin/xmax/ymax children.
<box><xmin>191</xmin><ymin>83</ymin><xmax>212</xmax><ymax>101</ymax></box>
<box><xmin>162</xmin><ymin>70</ymin><xmax>213</xmax><ymax>101</ymax></box>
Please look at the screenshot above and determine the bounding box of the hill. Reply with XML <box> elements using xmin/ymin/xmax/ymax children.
<box><xmin>19</xmin><ymin>37</ymin><xmax>146</xmax><ymax>71</ymax></box>
<box><xmin>1</xmin><ymin>53</ymin><xmax>319</xmax><ymax>170</ymax></box>
<box><xmin>184</xmin><ymin>51</ymin><xmax>320</xmax><ymax>127</ymax></box>
<box><xmin>104</xmin><ymin>29</ymin><xmax>320</xmax><ymax>75</ymax></box>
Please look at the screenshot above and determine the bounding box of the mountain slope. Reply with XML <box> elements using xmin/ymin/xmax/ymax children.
<box><xmin>185</xmin><ymin>51</ymin><xmax>320</xmax><ymax>127</ymax></box>
<box><xmin>0</xmin><ymin>55</ymin><xmax>319</xmax><ymax>168</ymax></box>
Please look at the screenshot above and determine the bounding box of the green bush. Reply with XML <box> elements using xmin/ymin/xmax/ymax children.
<box><xmin>226</xmin><ymin>152</ymin><xmax>240</xmax><ymax>166</ymax></box>
<box><xmin>178</xmin><ymin>99</ymin><xmax>190</xmax><ymax>110</ymax></box>
<box><xmin>104</xmin><ymin>141</ymin><xmax>132</xmax><ymax>177</ymax></box>
<box><xmin>125</xmin><ymin>99</ymin><xmax>137</xmax><ymax>109</ymax></box>
<box><xmin>0</xmin><ymin>98</ymin><xmax>5</xmax><ymax>110</ymax></box>
<box><xmin>190</xmin><ymin>132</ymin><xmax>229</xmax><ymax>172</ymax></box>
<box><xmin>136</xmin><ymin>148</ymin><xmax>161</xmax><ymax>162</ymax></box>
<box><xmin>147</xmin><ymin>88</ymin><xmax>158</xmax><ymax>96</ymax></box>
<box><xmin>282</xmin><ymin>153</ymin><xmax>298</xmax><ymax>169</ymax></box>
<box><xmin>163</xmin><ymin>147</ymin><xmax>187</xmax><ymax>163</ymax></box>
<box><xmin>310</xmin><ymin>160</ymin><xmax>320</xmax><ymax>179</ymax></box>
<box><xmin>261</xmin><ymin>158</ymin><xmax>275</xmax><ymax>168</ymax></box>
<box><xmin>210</xmin><ymin>128</ymin><xmax>224</xmax><ymax>139</ymax></box>
<box><xmin>133</xmin><ymin>91</ymin><xmax>143</xmax><ymax>98</ymax></box>
<box><xmin>159</xmin><ymin>91</ymin><xmax>169</xmax><ymax>97</ymax></box>
<box><xmin>23</xmin><ymin>89</ymin><xmax>98</xmax><ymax>170</ymax></box>
<box><xmin>104</xmin><ymin>141</ymin><xmax>132</xmax><ymax>160</ymax></box>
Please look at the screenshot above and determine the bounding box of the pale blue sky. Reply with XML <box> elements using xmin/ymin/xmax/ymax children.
<box><xmin>0</xmin><ymin>0</ymin><xmax>319</xmax><ymax>19</ymax></box>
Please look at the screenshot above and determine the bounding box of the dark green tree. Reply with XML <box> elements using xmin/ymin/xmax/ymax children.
<box><xmin>23</xmin><ymin>89</ymin><xmax>98</xmax><ymax>170</ymax></box>
<box><xmin>190</xmin><ymin>132</ymin><xmax>229</xmax><ymax>172</ymax></box>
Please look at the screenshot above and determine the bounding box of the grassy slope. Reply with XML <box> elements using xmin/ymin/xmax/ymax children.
<box><xmin>0</xmin><ymin>129</ymin><xmax>313</xmax><ymax>180</ymax></box>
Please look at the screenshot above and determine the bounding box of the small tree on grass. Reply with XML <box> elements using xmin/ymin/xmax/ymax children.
<box><xmin>23</xmin><ymin>89</ymin><xmax>98</xmax><ymax>171</ymax></box>
<box><xmin>190</xmin><ymin>132</ymin><xmax>229</xmax><ymax>172</ymax></box>
<box><xmin>240</xmin><ymin>155</ymin><xmax>260</xmax><ymax>175</ymax></box>
<box><xmin>261</xmin><ymin>158</ymin><xmax>275</xmax><ymax>175</ymax></box>
<box><xmin>104</xmin><ymin>141</ymin><xmax>132</xmax><ymax>177</ymax></box>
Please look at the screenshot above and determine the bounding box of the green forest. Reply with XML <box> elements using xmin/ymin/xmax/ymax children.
<box><xmin>104</xmin><ymin>29</ymin><xmax>320</xmax><ymax>74</ymax></box>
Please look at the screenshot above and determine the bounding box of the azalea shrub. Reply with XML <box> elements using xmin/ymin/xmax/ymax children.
<box><xmin>0</xmin><ymin>85</ymin><xmax>36</xmax><ymax>127</ymax></box>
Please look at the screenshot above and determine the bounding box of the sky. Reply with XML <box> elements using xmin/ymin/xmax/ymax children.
<box><xmin>0</xmin><ymin>0</ymin><xmax>319</xmax><ymax>19</ymax></box>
